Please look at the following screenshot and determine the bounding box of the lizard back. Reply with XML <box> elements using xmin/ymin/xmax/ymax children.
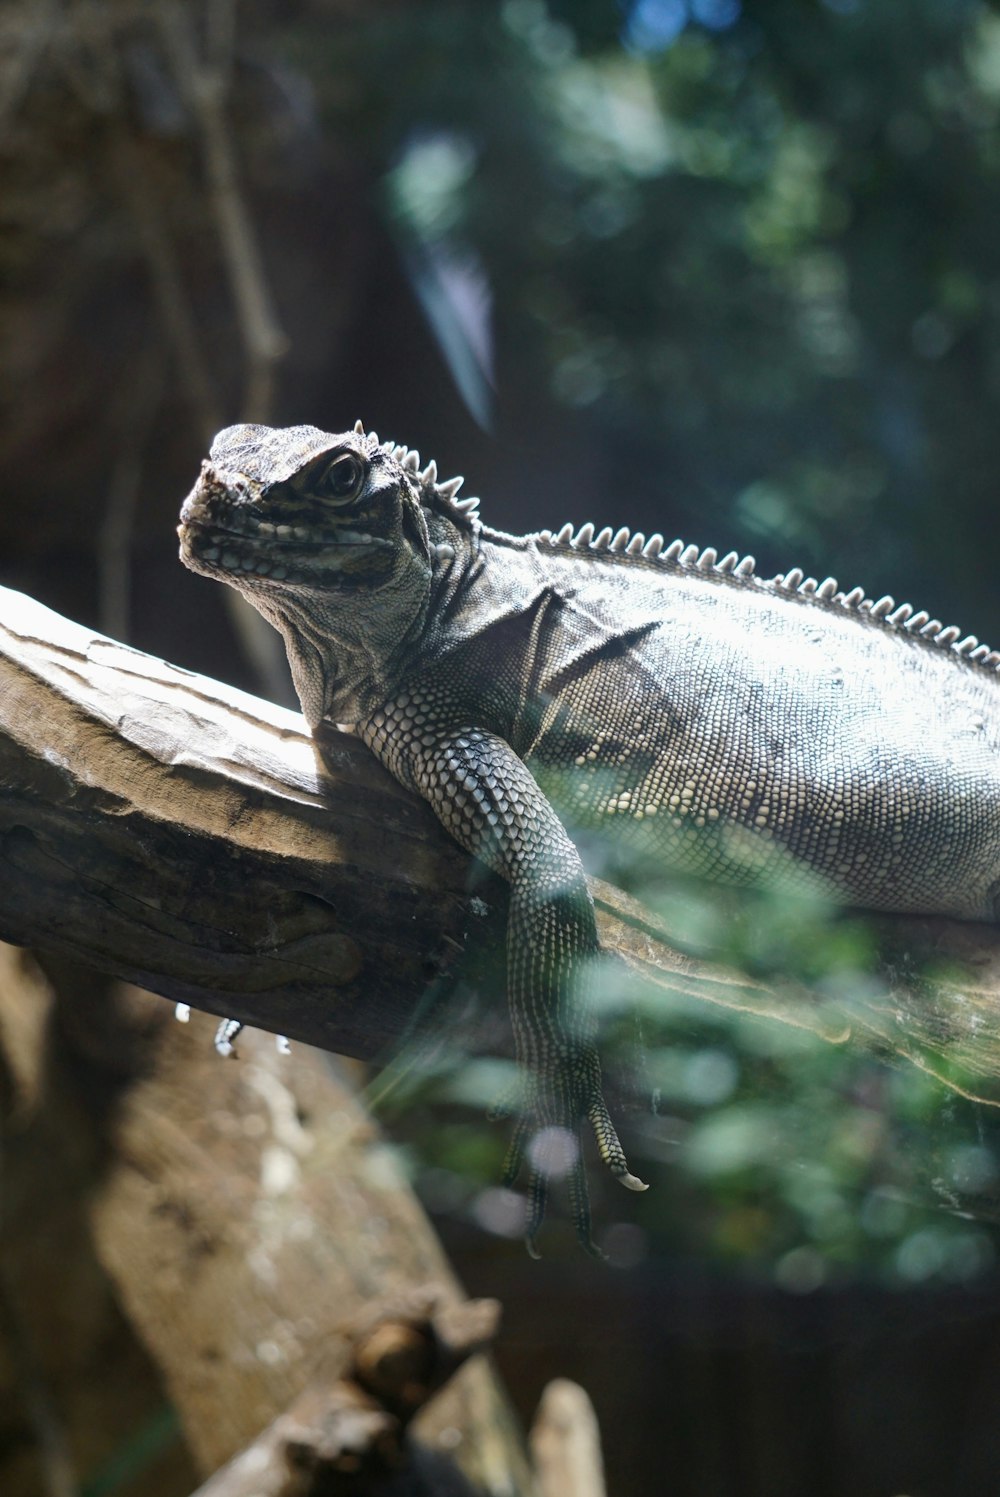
<box><xmin>489</xmin><ymin>530</ymin><xmax>1000</xmax><ymax>921</ymax></box>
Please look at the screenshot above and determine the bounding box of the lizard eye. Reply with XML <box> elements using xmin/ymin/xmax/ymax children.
<box><xmin>320</xmin><ymin>452</ymin><xmax>365</xmax><ymax>503</ymax></box>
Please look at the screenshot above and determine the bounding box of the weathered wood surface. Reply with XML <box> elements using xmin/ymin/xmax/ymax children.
<box><xmin>0</xmin><ymin>582</ymin><xmax>475</xmax><ymax>1062</ymax></box>
<box><xmin>4</xmin><ymin>582</ymin><xmax>1000</xmax><ymax>1103</ymax></box>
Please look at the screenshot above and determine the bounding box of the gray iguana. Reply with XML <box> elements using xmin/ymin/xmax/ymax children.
<box><xmin>178</xmin><ymin>420</ymin><xmax>1000</xmax><ymax>1250</ymax></box>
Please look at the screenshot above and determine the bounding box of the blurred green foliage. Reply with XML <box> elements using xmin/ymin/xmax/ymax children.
<box><xmin>294</xmin><ymin>0</ymin><xmax>1000</xmax><ymax>633</ymax></box>
<box><xmin>377</xmin><ymin>937</ymin><xmax>1000</xmax><ymax>1284</ymax></box>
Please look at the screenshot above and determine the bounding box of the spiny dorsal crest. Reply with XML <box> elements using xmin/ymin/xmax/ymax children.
<box><xmin>352</xmin><ymin>419</ymin><xmax>480</xmax><ymax>522</ymax></box>
<box><xmin>354</xmin><ymin>423</ymin><xmax>997</xmax><ymax>675</ymax></box>
<box><xmin>537</xmin><ymin>520</ymin><xmax>1000</xmax><ymax>672</ymax></box>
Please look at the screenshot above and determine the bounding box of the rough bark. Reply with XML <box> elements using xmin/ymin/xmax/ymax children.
<box><xmin>0</xmin><ymin>582</ymin><xmax>475</xmax><ymax>1062</ymax></box>
<box><xmin>88</xmin><ymin>1006</ymin><xmax>535</xmax><ymax>1491</ymax></box>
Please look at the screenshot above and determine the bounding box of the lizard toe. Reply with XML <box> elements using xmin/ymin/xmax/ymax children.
<box><xmin>500</xmin><ymin>1114</ymin><xmax>531</xmax><ymax>1188</ymax></box>
<box><xmin>525</xmin><ymin>1169</ymin><xmax>548</xmax><ymax>1259</ymax></box>
<box><xmin>585</xmin><ymin>1091</ymin><xmax>647</xmax><ymax>1191</ymax></box>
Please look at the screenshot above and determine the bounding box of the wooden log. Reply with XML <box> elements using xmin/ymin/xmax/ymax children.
<box><xmin>0</xmin><ymin>957</ymin><xmax>202</xmax><ymax>1497</ymax></box>
<box><xmin>3</xmin><ymin>582</ymin><xmax>1000</xmax><ymax>1105</ymax></box>
<box><xmin>0</xmin><ymin>582</ymin><xmax>475</xmax><ymax>1062</ymax></box>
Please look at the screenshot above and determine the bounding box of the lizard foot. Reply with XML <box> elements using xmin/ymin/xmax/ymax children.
<box><xmin>496</xmin><ymin>1050</ymin><xmax>646</xmax><ymax>1254</ymax></box>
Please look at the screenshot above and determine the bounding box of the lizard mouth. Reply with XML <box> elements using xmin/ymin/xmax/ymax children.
<box><xmin>178</xmin><ymin>485</ymin><xmax>391</xmax><ymax>586</ymax></box>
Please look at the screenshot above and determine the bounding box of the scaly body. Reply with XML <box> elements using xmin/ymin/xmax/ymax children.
<box><xmin>179</xmin><ymin>421</ymin><xmax>1000</xmax><ymax>1247</ymax></box>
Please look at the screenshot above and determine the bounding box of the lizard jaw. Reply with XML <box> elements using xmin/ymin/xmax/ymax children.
<box><xmin>178</xmin><ymin>517</ymin><xmax>389</xmax><ymax>586</ymax></box>
<box><xmin>178</xmin><ymin>472</ymin><xmax>392</xmax><ymax>590</ymax></box>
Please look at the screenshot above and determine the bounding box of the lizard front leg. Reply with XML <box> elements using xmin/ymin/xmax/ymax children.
<box><xmin>362</xmin><ymin>715</ymin><xmax>647</xmax><ymax>1252</ymax></box>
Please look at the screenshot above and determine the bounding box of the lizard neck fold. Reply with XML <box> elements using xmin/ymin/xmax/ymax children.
<box><xmin>419</xmin><ymin>516</ymin><xmax>560</xmax><ymax>662</ymax></box>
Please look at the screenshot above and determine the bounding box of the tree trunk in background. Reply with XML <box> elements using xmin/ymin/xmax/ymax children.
<box><xmin>0</xmin><ymin>950</ymin><xmax>537</xmax><ymax>1496</ymax></box>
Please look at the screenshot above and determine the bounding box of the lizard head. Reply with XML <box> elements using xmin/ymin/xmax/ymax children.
<box><xmin>178</xmin><ymin>421</ymin><xmax>439</xmax><ymax>723</ymax></box>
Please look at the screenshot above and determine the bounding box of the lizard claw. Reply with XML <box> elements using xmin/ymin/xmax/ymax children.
<box><xmin>618</xmin><ymin>1169</ymin><xmax>649</xmax><ymax>1192</ymax></box>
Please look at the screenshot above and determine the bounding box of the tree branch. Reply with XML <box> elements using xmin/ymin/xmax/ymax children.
<box><xmin>0</xmin><ymin>582</ymin><xmax>473</xmax><ymax>1062</ymax></box>
<box><xmin>3</xmin><ymin>581</ymin><xmax>1000</xmax><ymax>1104</ymax></box>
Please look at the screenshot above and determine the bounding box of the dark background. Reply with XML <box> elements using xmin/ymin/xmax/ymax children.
<box><xmin>6</xmin><ymin>1</ymin><xmax>1000</xmax><ymax>1492</ymax></box>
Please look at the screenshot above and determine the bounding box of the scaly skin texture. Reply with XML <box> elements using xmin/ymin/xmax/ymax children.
<box><xmin>179</xmin><ymin>421</ymin><xmax>1000</xmax><ymax>1250</ymax></box>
